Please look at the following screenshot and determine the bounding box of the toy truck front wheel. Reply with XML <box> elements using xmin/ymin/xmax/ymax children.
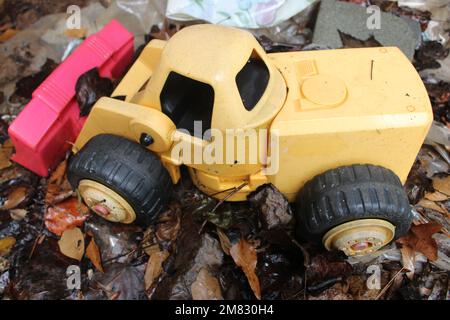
<box><xmin>296</xmin><ymin>164</ymin><xmax>412</xmax><ymax>256</ymax></box>
<box><xmin>67</xmin><ymin>134</ymin><xmax>173</xmax><ymax>226</ymax></box>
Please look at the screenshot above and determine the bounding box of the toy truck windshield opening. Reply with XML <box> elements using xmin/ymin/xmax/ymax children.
<box><xmin>236</xmin><ymin>52</ymin><xmax>270</xmax><ymax>111</ymax></box>
<box><xmin>159</xmin><ymin>51</ymin><xmax>270</xmax><ymax>140</ymax></box>
<box><xmin>160</xmin><ymin>71</ymin><xmax>214</xmax><ymax>139</ymax></box>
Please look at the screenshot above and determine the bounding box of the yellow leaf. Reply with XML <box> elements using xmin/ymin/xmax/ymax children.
<box><xmin>86</xmin><ymin>238</ymin><xmax>103</xmax><ymax>273</ymax></box>
<box><xmin>191</xmin><ymin>268</ymin><xmax>222</xmax><ymax>300</ymax></box>
<box><xmin>230</xmin><ymin>239</ymin><xmax>261</xmax><ymax>300</ymax></box>
<box><xmin>58</xmin><ymin>228</ymin><xmax>84</xmax><ymax>261</ymax></box>
<box><xmin>0</xmin><ymin>236</ymin><xmax>16</xmax><ymax>256</ymax></box>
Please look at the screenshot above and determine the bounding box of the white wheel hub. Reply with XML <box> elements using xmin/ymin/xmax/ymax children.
<box><xmin>78</xmin><ymin>179</ymin><xmax>136</xmax><ymax>224</ymax></box>
<box><xmin>322</xmin><ymin>219</ymin><xmax>395</xmax><ymax>256</ymax></box>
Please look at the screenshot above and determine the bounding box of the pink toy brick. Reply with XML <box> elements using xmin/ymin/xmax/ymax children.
<box><xmin>8</xmin><ymin>20</ymin><xmax>134</xmax><ymax>176</ymax></box>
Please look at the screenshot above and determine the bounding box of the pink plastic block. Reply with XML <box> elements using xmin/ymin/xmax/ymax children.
<box><xmin>8</xmin><ymin>20</ymin><xmax>134</xmax><ymax>176</ymax></box>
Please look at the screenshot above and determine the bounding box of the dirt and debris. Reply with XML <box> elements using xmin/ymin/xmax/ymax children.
<box><xmin>75</xmin><ymin>68</ymin><xmax>114</xmax><ymax>117</ymax></box>
<box><xmin>0</xmin><ymin>0</ymin><xmax>449</xmax><ymax>301</ymax></box>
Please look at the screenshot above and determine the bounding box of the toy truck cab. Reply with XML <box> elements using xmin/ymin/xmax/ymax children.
<box><xmin>68</xmin><ymin>24</ymin><xmax>433</xmax><ymax>256</ymax></box>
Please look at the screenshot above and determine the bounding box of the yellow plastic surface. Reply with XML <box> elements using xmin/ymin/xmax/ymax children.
<box><xmin>268</xmin><ymin>47</ymin><xmax>432</xmax><ymax>201</ymax></box>
<box><xmin>75</xmin><ymin>25</ymin><xmax>433</xmax><ymax>202</ymax></box>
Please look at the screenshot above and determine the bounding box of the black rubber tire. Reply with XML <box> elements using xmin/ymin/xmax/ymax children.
<box><xmin>67</xmin><ymin>134</ymin><xmax>173</xmax><ymax>227</ymax></box>
<box><xmin>295</xmin><ymin>164</ymin><xmax>412</xmax><ymax>242</ymax></box>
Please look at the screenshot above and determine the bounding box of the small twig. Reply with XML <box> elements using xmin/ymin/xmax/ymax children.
<box><xmin>211</xmin><ymin>182</ymin><xmax>247</xmax><ymax>214</ymax></box>
<box><xmin>375</xmin><ymin>267</ymin><xmax>406</xmax><ymax>300</ymax></box>
<box><xmin>28</xmin><ymin>233</ymin><xmax>45</xmax><ymax>260</ymax></box>
<box><xmin>307</xmin><ymin>277</ymin><xmax>343</xmax><ymax>293</ymax></box>
<box><xmin>198</xmin><ymin>183</ymin><xmax>248</xmax><ymax>234</ymax></box>
<box><xmin>198</xmin><ymin>219</ymin><xmax>209</xmax><ymax>235</ymax></box>
<box><xmin>102</xmin><ymin>247</ymin><xmax>138</xmax><ymax>265</ymax></box>
<box><xmin>289</xmin><ymin>289</ymin><xmax>305</xmax><ymax>299</ymax></box>
<box><xmin>289</xmin><ymin>236</ymin><xmax>311</xmax><ymax>267</ymax></box>
<box><xmin>304</xmin><ymin>270</ymin><xmax>307</xmax><ymax>300</ymax></box>
<box><xmin>209</xmin><ymin>185</ymin><xmax>239</xmax><ymax>197</ymax></box>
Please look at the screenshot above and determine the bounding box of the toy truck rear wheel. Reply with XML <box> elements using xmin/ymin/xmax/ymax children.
<box><xmin>67</xmin><ymin>134</ymin><xmax>172</xmax><ymax>226</ymax></box>
<box><xmin>296</xmin><ymin>164</ymin><xmax>412</xmax><ymax>256</ymax></box>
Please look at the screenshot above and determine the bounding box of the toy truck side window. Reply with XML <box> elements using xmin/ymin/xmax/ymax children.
<box><xmin>236</xmin><ymin>50</ymin><xmax>270</xmax><ymax>111</ymax></box>
<box><xmin>160</xmin><ymin>72</ymin><xmax>214</xmax><ymax>139</ymax></box>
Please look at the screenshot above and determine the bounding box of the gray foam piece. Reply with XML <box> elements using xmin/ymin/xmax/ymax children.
<box><xmin>312</xmin><ymin>0</ymin><xmax>421</xmax><ymax>60</ymax></box>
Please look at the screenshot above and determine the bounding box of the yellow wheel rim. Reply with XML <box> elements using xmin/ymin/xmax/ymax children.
<box><xmin>322</xmin><ymin>219</ymin><xmax>395</xmax><ymax>256</ymax></box>
<box><xmin>78</xmin><ymin>179</ymin><xmax>136</xmax><ymax>224</ymax></box>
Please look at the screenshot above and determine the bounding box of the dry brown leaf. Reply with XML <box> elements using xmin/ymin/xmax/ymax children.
<box><xmin>191</xmin><ymin>267</ymin><xmax>223</xmax><ymax>300</ymax></box>
<box><xmin>86</xmin><ymin>238</ymin><xmax>103</xmax><ymax>273</ymax></box>
<box><xmin>397</xmin><ymin>221</ymin><xmax>443</xmax><ymax>261</ymax></box>
<box><xmin>400</xmin><ymin>246</ymin><xmax>415</xmax><ymax>280</ymax></box>
<box><xmin>417</xmin><ymin>199</ymin><xmax>449</xmax><ymax>215</ymax></box>
<box><xmin>45</xmin><ymin>197</ymin><xmax>90</xmax><ymax>236</ymax></box>
<box><xmin>0</xmin><ymin>236</ymin><xmax>16</xmax><ymax>256</ymax></box>
<box><xmin>0</xmin><ymin>139</ymin><xmax>13</xmax><ymax>170</ymax></box>
<box><xmin>144</xmin><ymin>244</ymin><xmax>160</xmax><ymax>256</ymax></box>
<box><xmin>217</xmin><ymin>228</ymin><xmax>231</xmax><ymax>255</ymax></box>
<box><xmin>58</xmin><ymin>227</ymin><xmax>85</xmax><ymax>261</ymax></box>
<box><xmin>1</xmin><ymin>186</ymin><xmax>28</xmax><ymax>210</ymax></box>
<box><xmin>0</xmin><ymin>29</ymin><xmax>19</xmax><ymax>42</ymax></box>
<box><xmin>230</xmin><ymin>239</ymin><xmax>261</xmax><ymax>300</ymax></box>
<box><xmin>432</xmin><ymin>175</ymin><xmax>450</xmax><ymax>196</ymax></box>
<box><xmin>155</xmin><ymin>205</ymin><xmax>181</xmax><ymax>244</ymax></box>
<box><xmin>144</xmin><ymin>250</ymin><xmax>169</xmax><ymax>291</ymax></box>
<box><xmin>45</xmin><ymin>159</ymin><xmax>74</xmax><ymax>205</ymax></box>
<box><xmin>9</xmin><ymin>208</ymin><xmax>27</xmax><ymax>221</ymax></box>
<box><xmin>425</xmin><ymin>191</ymin><xmax>449</xmax><ymax>202</ymax></box>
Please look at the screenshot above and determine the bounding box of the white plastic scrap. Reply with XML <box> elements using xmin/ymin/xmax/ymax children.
<box><xmin>166</xmin><ymin>0</ymin><xmax>317</xmax><ymax>29</ymax></box>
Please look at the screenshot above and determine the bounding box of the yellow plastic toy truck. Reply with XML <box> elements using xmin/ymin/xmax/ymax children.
<box><xmin>67</xmin><ymin>24</ymin><xmax>433</xmax><ymax>256</ymax></box>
